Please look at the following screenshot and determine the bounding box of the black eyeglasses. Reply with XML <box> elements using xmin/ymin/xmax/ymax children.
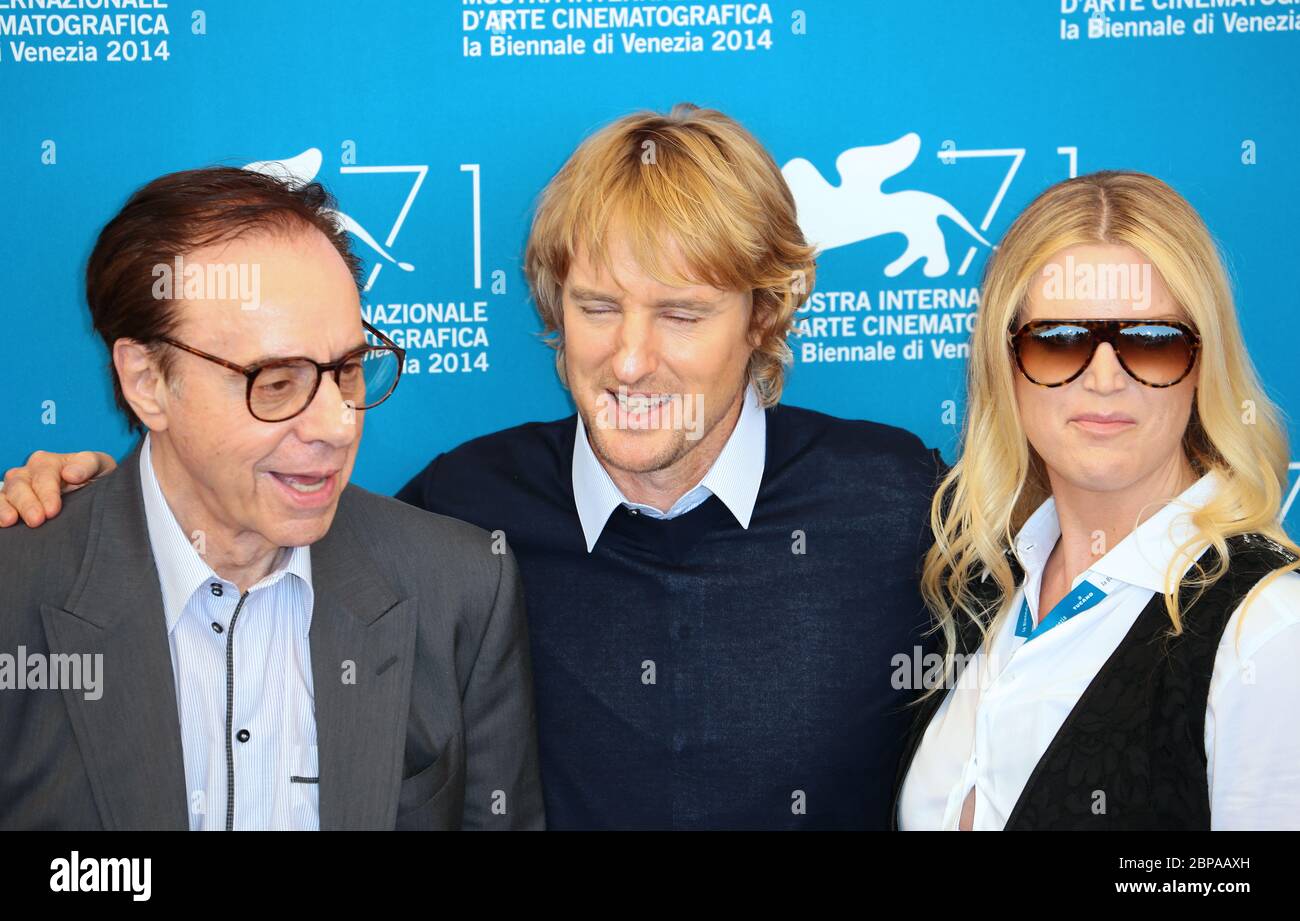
<box><xmin>157</xmin><ymin>320</ymin><xmax>406</xmax><ymax>422</ymax></box>
<box><xmin>1009</xmin><ymin>319</ymin><xmax>1201</xmax><ymax>388</ymax></box>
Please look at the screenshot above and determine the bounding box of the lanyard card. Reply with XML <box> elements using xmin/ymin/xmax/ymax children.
<box><xmin>1015</xmin><ymin>577</ymin><xmax>1109</xmax><ymax>642</ymax></box>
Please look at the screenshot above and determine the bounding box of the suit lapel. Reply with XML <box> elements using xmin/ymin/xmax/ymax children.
<box><xmin>44</xmin><ymin>446</ymin><xmax>189</xmax><ymax>830</ymax></box>
<box><xmin>309</xmin><ymin>494</ymin><xmax>416</xmax><ymax>831</ymax></box>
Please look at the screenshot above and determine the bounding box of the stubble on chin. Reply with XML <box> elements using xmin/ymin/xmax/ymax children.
<box><xmin>587</xmin><ymin>422</ymin><xmax>688</xmax><ymax>476</ymax></box>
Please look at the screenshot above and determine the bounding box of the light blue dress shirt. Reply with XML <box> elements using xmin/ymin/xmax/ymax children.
<box><xmin>139</xmin><ymin>434</ymin><xmax>319</xmax><ymax>831</ymax></box>
<box><xmin>571</xmin><ymin>383</ymin><xmax>767</xmax><ymax>551</ymax></box>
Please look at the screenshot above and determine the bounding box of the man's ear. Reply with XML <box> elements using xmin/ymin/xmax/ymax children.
<box><xmin>112</xmin><ymin>338</ymin><xmax>172</xmax><ymax>432</ymax></box>
<box><xmin>746</xmin><ymin>289</ymin><xmax>763</xmax><ymax>349</ymax></box>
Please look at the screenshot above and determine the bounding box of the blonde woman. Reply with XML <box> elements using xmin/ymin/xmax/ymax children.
<box><xmin>894</xmin><ymin>170</ymin><xmax>1300</xmax><ymax>831</ymax></box>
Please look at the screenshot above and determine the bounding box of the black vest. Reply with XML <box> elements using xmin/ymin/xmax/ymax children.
<box><xmin>890</xmin><ymin>532</ymin><xmax>1298</xmax><ymax>830</ymax></box>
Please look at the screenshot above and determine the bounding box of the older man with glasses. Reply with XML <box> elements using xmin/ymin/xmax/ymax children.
<box><xmin>0</xmin><ymin>167</ymin><xmax>544</xmax><ymax>830</ymax></box>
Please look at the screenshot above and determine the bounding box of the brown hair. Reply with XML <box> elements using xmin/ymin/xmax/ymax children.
<box><xmin>85</xmin><ymin>166</ymin><xmax>362</xmax><ymax>431</ymax></box>
<box><xmin>524</xmin><ymin>103</ymin><xmax>816</xmax><ymax>406</ymax></box>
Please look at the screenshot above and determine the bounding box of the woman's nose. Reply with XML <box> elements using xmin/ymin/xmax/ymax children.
<box><xmin>1082</xmin><ymin>342</ymin><xmax>1130</xmax><ymax>392</ymax></box>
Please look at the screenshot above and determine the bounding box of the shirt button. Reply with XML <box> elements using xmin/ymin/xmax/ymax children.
<box><xmin>210</xmin><ymin>583</ymin><xmax>223</xmax><ymax>597</ymax></box>
<box><xmin>672</xmin><ymin>732</ymin><xmax>686</xmax><ymax>752</ymax></box>
<box><xmin>236</xmin><ymin>729</ymin><xmax>251</xmax><ymax>743</ymax></box>
<box><xmin>628</xmin><ymin>508</ymin><xmax>639</xmax><ymax>516</ymax></box>
<box><xmin>211</xmin><ymin>622</ymin><xmax>223</xmax><ymax>635</ymax></box>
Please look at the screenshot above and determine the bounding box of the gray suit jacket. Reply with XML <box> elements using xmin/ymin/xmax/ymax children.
<box><xmin>0</xmin><ymin>445</ymin><xmax>545</xmax><ymax>830</ymax></box>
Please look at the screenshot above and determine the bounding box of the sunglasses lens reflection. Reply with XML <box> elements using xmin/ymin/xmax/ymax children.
<box><xmin>1116</xmin><ymin>325</ymin><xmax>1195</xmax><ymax>385</ymax></box>
<box><xmin>1018</xmin><ymin>324</ymin><xmax>1093</xmax><ymax>385</ymax></box>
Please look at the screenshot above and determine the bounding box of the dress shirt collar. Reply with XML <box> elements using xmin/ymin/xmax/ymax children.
<box><xmin>138</xmin><ymin>433</ymin><xmax>314</xmax><ymax>635</ymax></box>
<box><xmin>1012</xmin><ymin>469</ymin><xmax>1223</xmax><ymax>594</ymax></box>
<box><xmin>571</xmin><ymin>382</ymin><xmax>767</xmax><ymax>552</ymax></box>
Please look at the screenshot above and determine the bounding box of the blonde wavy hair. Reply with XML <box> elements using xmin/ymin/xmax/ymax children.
<box><xmin>922</xmin><ymin>169</ymin><xmax>1299</xmax><ymax>672</ymax></box>
<box><xmin>523</xmin><ymin>102</ymin><xmax>816</xmax><ymax>407</ymax></box>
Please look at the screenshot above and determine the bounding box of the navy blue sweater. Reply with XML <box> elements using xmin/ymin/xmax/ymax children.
<box><xmin>396</xmin><ymin>404</ymin><xmax>941</xmax><ymax>829</ymax></box>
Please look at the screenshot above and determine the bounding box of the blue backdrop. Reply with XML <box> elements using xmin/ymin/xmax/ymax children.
<box><xmin>3</xmin><ymin>0</ymin><xmax>1297</xmax><ymax>530</ymax></box>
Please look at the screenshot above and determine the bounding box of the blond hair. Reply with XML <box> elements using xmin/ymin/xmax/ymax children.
<box><xmin>922</xmin><ymin>170</ymin><xmax>1299</xmax><ymax>675</ymax></box>
<box><xmin>523</xmin><ymin>102</ymin><xmax>816</xmax><ymax>407</ymax></box>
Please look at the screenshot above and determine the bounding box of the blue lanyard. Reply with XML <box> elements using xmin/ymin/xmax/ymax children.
<box><xmin>1015</xmin><ymin>578</ymin><xmax>1108</xmax><ymax>642</ymax></box>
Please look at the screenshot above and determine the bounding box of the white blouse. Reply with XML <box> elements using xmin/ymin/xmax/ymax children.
<box><xmin>898</xmin><ymin>471</ymin><xmax>1300</xmax><ymax>830</ymax></box>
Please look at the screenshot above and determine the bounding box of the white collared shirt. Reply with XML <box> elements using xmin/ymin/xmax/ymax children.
<box><xmin>571</xmin><ymin>383</ymin><xmax>767</xmax><ymax>552</ymax></box>
<box><xmin>899</xmin><ymin>471</ymin><xmax>1300</xmax><ymax>830</ymax></box>
<box><xmin>139</xmin><ymin>434</ymin><xmax>319</xmax><ymax>831</ymax></box>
